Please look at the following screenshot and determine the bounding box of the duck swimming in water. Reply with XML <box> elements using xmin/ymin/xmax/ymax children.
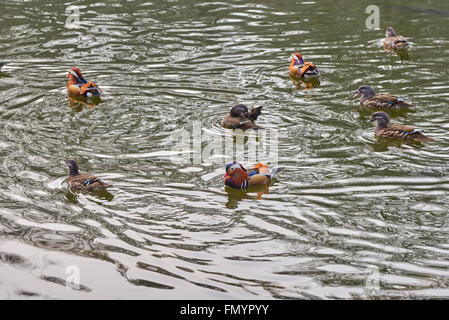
<box><xmin>369</xmin><ymin>112</ymin><xmax>434</xmax><ymax>142</ymax></box>
<box><xmin>383</xmin><ymin>27</ymin><xmax>408</xmax><ymax>50</ymax></box>
<box><xmin>288</xmin><ymin>52</ymin><xmax>320</xmax><ymax>78</ymax></box>
<box><xmin>65</xmin><ymin>159</ymin><xmax>110</xmax><ymax>191</ymax></box>
<box><xmin>224</xmin><ymin>162</ymin><xmax>283</xmax><ymax>189</ymax></box>
<box><xmin>352</xmin><ymin>85</ymin><xmax>414</xmax><ymax>110</ymax></box>
<box><xmin>66</xmin><ymin>67</ymin><xmax>103</xmax><ymax>97</ymax></box>
<box><xmin>222</xmin><ymin>104</ymin><xmax>262</xmax><ymax>130</ymax></box>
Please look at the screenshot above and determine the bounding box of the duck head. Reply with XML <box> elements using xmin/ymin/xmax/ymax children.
<box><xmin>386</xmin><ymin>27</ymin><xmax>397</xmax><ymax>38</ymax></box>
<box><xmin>370</xmin><ymin>111</ymin><xmax>390</xmax><ymax>126</ymax></box>
<box><xmin>352</xmin><ymin>85</ymin><xmax>376</xmax><ymax>99</ymax></box>
<box><xmin>66</xmin><ymin>67</ymin><xmax>87</xmax><ymax>84</ymax></box>
<box><xmin>230</xmin><ymin>104</ymin><xmax>250</xmax><ymax>119</ymax></box>
<box><xmin>224</xmin><ymin>162</ymin><xmax>249</xmax><ymax>188</ymax></box>
<box><xmin>66</xmin><ymin>159</ymin><xmax>80</xmax><ymax>176</ymax></box>
<box><xmin>225</xmin><ymin>162</ymin><xmax>248</xmax><ymax>177</ymax></box>
<box><xmin>291</xmin><ymin>52</ymin><xmax>304</xmax><ymax>66</ymax></box>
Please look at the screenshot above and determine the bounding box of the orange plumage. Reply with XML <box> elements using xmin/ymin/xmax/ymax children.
<box><xmin>288</xmin><ymin>52</ymin><xmax>320</xmax><ymax>78</ymax></box>
<box><xmin>66</xmin><ymin>67</ymin><xmax>103</xmax><ymax>97</ymax></box>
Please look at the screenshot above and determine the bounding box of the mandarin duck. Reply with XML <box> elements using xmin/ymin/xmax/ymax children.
<box><xmin>0</xmin><ymin>62</ymin><xmax>7</xmax><ymax>69</ymax></box>
<box><xmin>222</xmin><ymin>104</ymin><xmax>262</xmax><ymax>130</ymax></box>
<box><xmin>66</xmin><ymin>159</ymin><xmax>110</xmax><ymax>191</ymax></box>
<box><xmin>288</xmin><ymin>52</ymin><xmax>320</xmax><ymax>78</ymax></box>
<box><xmin>383</xmin><ymin>27</ymin><xmax>408</xmax><ymax>49</ymax></box>
<box><xmin>224</xmin><ymin>162</ymin><xmax>283</xmax><ymax>189</ymax></box>
<box><xmin>370</xmin><ymin>112</ymin><xmax>434</xmax><ymax>142</ymax></box>
<box><xmin>352</xmin><ymin>85</ymin><xmax>413</xmax><ymax>109</ymax></box>
<box><xmin>66</xmin><ymin>67</ymin><xmax>103</xmax><ymax>97</ymax></box>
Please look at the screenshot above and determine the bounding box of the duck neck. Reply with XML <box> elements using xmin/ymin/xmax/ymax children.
<box><xmin>289</xmin><ymin>59</ymin><xmax>297</xmax><ymax>68</ymax></box>
<box><xmin>67</xmin><ymin>74</ymin><xmax>79</xmax><ymax>86</ymax></box>
<box><xmin>360</xmin><ymin>96</ymin><xmax>371</xmax><ymax>104</ymax></box>
<box><xmin>68</xmin><ymin>165</ymin><xmax>79</xmax><ymax>176</ymax></box>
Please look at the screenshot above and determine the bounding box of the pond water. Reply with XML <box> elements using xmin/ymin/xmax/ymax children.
<box><xmin>1</xmin><ymin>0</ymin><xmax>449</xmax><ymax>299</ymax></box>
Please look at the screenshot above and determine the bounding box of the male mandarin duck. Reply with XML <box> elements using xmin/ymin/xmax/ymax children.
<box><xmin>224</xmin><ymin>162</ymin><xmax>283</xmax><ymax>189</ymax></box>
<box><xmin>66</xmin><ymin>159</ymin><xmax>110</xmax><ymax>191</ymax></box>
<box><xmin>0</xmin><ymin>62</ymin><xmax>7</xmax><ymax>69</ymax></box>
<box><xmin>222</xmin><ymin>104</ymin><xmax>262</xmax><ymax>130</ymax></box>
<box><xmin>370</xmin><ymin>112</ymin><xmax>434</xmax><ymax>142</ymax></box>
<box><xmin>383</xmin><ymin>27</ymin><xmax>408</xmax><ymax>49</ymax></box>
<box><xmin>66</xmin><ymin>67</ymin><xmax>103</xmax><ymax>97</ymax></box>
<box><xmin>288</xmin><ymin>52</ymin><xmax>320</xmax><ymax>78</ymax></box>
<box><xmin>352</xmin><ymin>85</ymin><xmax>413</xmax><ymax>109</ymax></box>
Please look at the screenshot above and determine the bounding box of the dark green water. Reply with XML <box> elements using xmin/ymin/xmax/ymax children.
<box><xmin>1</xmin><ymin>0</ymin><xmax>449</xmax><ymax>299</ymax></box>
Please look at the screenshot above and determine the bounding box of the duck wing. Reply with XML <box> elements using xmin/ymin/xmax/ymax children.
<box><xmin>392</xmin><ymin>36</ymin><xmax>408</xmax><ymax>48</ymax></box>
<box><xmin>365</xmin><ymin>94</ymin><xmax>413</xmax><ymax>109</ymax></box>
<box><xmin>69</xmin><ymin>173</ymin><xmax>110</xmax><ymax>191</ymax></box>
<box><xmin>302</xmin><ymin>63</ymin><xmax>320</xmax><ymax>76</ymax></box>
<box><xmin>253</xmin><ymin>163</ymin><xmax>284</xmax><ymax>178</ymax></box>
<box><xmin>222</xmin><ymin>114</ymin><xmax>241</xmax><ymax>129</ymax></box>
<box><xmin>80</xmin><ymin>82</ymin><xmax>103</xmax><ymax>96</ymax></box>
<box><xmin>68</xmin><ymin>82</ymin><xmax>103</xmax><ymax>97</ymax></box>
<box><xmin>378</xmin><ymin>124</ymin><xmax>434</xmax><ymax>142</ymax></box>
<box><xmin>222</xmin><ymin>114</ymin><xmax>259</xmax><ymax>130</ymax></box>
<box><xmin>384</xmin><ymin>36</ymin><xmax>408</xmax><ymax>48</ymax></box>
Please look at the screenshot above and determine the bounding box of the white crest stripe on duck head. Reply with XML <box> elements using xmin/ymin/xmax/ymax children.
<box><xmin>70</xmin><ymin>70</ymin><xmax>81</xmax><ymax>81</ymax></box>
<box><xmin>291</xmin><ymin>53</ymin><xmax>299</xmax><ymax>64</ymax></box>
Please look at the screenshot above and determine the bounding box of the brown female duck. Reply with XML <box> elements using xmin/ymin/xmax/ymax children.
<box><xmin>222</xmin><ymin>104</ymin><xmax>262</xmax><ymax>130</ymax></box>
<box><xmin>383</xmin><ymin>27</ymin><xmax>408</xmax><ymax>49</ymax></box>
<box><xmin>370</xmin><ymin>112</ymin><xmax>434</xmax><ymax>142</ymax></box>
<box><xmin>66</xmin><ymin>159</ymin><xmax>110</xmax><ymax>191</ymax></box>
<box><xmin>352</xmin><ymin>85</ymin><xmax>413</xmax><ymax>109</ymax></box>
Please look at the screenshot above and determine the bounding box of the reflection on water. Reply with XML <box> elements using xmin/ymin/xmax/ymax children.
<box><xmin>289</xmin><ymin>76</ymin><xmax>321</xmax><ymax>90</ymax></box>
<box><xmin>1</xmin><ymin>0</ymin><xmax>449</xmax><ymax>299</ymax></box>
<box><xmin>67</xmin><ymin>95</ymin><xmax>102</xmax><ymax>112</ymax></box>
<box><xmin>384</xmin><ymin>47</ymin><xmax>410</xmax><ymax>60</ymax></box>
<box><xmin>225</xmin><ymin>184</ymin><xmax>270</xmax><ymax>209</ymax></box>
<box><xmin>65</xmin><ymin>188</ymin><xmax>114</xmax><ymax>203</ymax></box>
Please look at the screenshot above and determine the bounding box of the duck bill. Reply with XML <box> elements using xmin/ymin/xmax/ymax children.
<box><xmin>352</xmin><ymin>90</ymin><xmax>360</xmax><ymax>98</ymax></box>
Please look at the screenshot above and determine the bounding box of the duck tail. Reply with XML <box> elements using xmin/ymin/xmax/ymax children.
<box><xmin>269</xmin><ymin>166</ymin><xmax>284</xmax><ymax>178</ymax></box>
<box><xmin>394</xmin><ymin>39</ymin><xmax>409</xmax><ymax>48</ymax></box>
<box><xmin>95</xmin><ymin>182</ymin><xmax>111</xmax><ymax>190</ymax></box>
<box><xmin>248</xmin><ymin>106</ymin><xmax>262</xmax><ymax>121</ymax></box>
<box><xmin>412</xmin><ymin>132</ymin><xmax>434</xmax><ymax>142</ymax></box>
<box><xmin>395</xmin><ymin>101</ymin><xmax>414</xmax><ymax>108</ymax></box>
